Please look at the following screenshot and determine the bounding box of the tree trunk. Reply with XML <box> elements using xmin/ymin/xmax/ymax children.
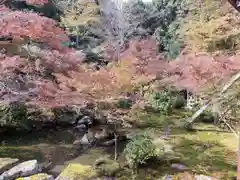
<box><xmin>184</xmin><ymin>101</ymin><xmax>211</xmax><ymax>129</ymax></box>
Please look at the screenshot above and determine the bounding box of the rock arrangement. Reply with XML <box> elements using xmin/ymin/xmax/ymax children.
<box><xmin>0</xmin><ymin>159</ymin><xmax>53</xmax><ymax>180</ymax></box>
<box><xmin>0</xmin><ymin>157</ymin><xmax>121</xmax><ymax>180</ymax></box>
<box><xmin>0</xmin><ymin>157</ymin><xmax>216</xmax><ymax>180</ymax></box>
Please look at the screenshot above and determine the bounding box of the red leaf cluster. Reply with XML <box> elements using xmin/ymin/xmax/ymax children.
<box><xmin>0</xmin><ymin>5</ymin><xmax>69</xmax><ymax>51</ymax></box>
<box><xmin>163</xmin><ymin>53</ymin><xmax>240</xmax><ymax>94</ymax></box>
<box><xmin>32</xmin><ymin>38</ymin><xmax>170</xmax><ymax>107</ymax></box>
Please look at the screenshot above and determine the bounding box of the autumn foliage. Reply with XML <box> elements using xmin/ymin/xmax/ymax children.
<box><xmin>164</xmin><ymin>53</ymin><xmax>240</xmax><ymax>94</ymax></box>
<box><xmin>0</xmin><ymin>6</ymin><xmax>68</xmax><ymax>51</ymax></box>
<box><xmin>0</xmin><ymin>0</ymin><xmax>240</xmax><ymax>110</ymax></box>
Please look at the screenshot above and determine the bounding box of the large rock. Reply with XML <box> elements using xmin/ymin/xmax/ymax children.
<box><xmin>16</xmin><ymin>173</ymin><xmax>54</xmax><ymax>180</ymax></box>
<box><xmin>55</xmin><ymin>164</ymin><xmax>97</xmax><ymax>180</ymax></box>
<box><xmin>0</xmin><ymin>158</ymin><xmax>19</xmax><ymax>174</ymax></box>
<box><xmin>0</xmin><ymin>160</ymin><xmax>40</xmax><ymax>180</ymax></box>
<box><xmin>74</xmin><ymin>124</ymin><xmax>87</xmax><ymax>130</ymax></box>
<box><xmin>77</xmin><ymin>116</ymin><xmax>93</xmax><ymax>126</ymax></box>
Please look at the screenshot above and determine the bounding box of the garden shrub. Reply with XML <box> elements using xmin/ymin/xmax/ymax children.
<box><xmin>0</xmin><ymin>102</ymin><xmax>31</xmax><ymax>130</ymax></box>
<box><xmin>124</xmin><ymin>132</ymin><xmax>158</xmax><ymax>172</ymax></box>
<box><xmin>149</xmin><ymin>90</ymin><xmax>186</xmax><ymax>114</ymax></box>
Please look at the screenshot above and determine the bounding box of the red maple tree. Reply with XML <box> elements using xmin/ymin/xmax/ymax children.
<box><xmin>163</xmin><ymin>53</ymin><xmax>240</xmax><ymax>94</ymax></box>
<box><xmin>1</xmin><ymin>0</ymin><xmax>240</xmax><ymax>110</ymax></box>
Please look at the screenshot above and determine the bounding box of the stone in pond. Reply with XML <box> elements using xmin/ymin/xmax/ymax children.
<box><xmin>80</xmin><ymin>133</ymin><xmax>91</xmax><ymax>145</ymax></box>
<box><xmin>75</xmin><ymin>124</ymin><xmax>87</xmax><ymax>130</ymax></box>
<box><xmin>80</xmin><ymin>131</ymin><xmax>96</xmax><ymax>145</ymax></box>
<box><xmin>171</xmin><ymin>163</ymin><xmax>188</xmax><ymax>171</ymax></box>
<box><xmin>0</xmin><ymin>160</ymin><xmax>39</xmax><ymax>180</ymax></box>
<box><xmin>55</xmin><ymin>164</ymin><xmax>97</xmax><ymax>180</ymax></box>
<box><xmin>94</xmin><ymin>128</ymin><xmax>109</xmax><ymax>140</ymax></box>
<box><xmin>77</xmin><ymin>116</ymin><xmax>93</xmax><ymax>126</ymax></box>
<box><xmin>0</xmin><ymin>158</ymin><xmax>19</xmax><ymax>174</ymax></box>
<box><xmin>16</xmin><ymin>173</ymin><xmax>54</xmax><ymax>180</ymax></box>
<box><xmin>195</xmin><ymin>175</ymin><xmax>215</xmax><ymax>180</ymax></box>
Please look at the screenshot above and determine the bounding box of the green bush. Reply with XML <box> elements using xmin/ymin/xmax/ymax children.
<box><xmin>124</xmin><ymin>0</ymin><xmax>188</xmax><ymax>59</ymax></box>
<box><xmin>117</xmin><ymin>99</ymin><xmax>133</xmax><ymax>109</ymax></box>
<box><xmin>149</xmin><ymin>89</ymin><xmax>186</xmax><ymax>114</ymax></box>
<box><xmin>150</xmin><ymin>91</ymin><xmax>172</xmax><ymax>114</ymax></box>
<box><xmin>124</xmin><ymin>132</ymin><xmax>158</xmax><ymax>171</ymax></box>
<box><xmin>154</xmin><ymin>21</ymin><xmax>184</xmax><ymax>59</ymax></box>
<box><xmin>152</xmin><ymin>0</ymin><xmax>188</xmax><ymax>59</ymax></box>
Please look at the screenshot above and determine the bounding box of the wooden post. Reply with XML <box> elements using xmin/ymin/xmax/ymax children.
<box><xmin>114</xmin><ymin>133</ymin><xmax>118</xmax><ymax>161</ymax></box>
<box><xmin>114</xmin><ymin>123</ymin><xmax>118</xmax><ymax>161</ymax></box>
<box><xmin>237</xmin><ymin>124</ymin><xmax>240</xmax><ymax>180</ymax></box>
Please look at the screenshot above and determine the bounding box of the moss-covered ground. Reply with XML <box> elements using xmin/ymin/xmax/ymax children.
<box><xmin>0</xmin><ymin>109</ymin><xmax>237</xmax><ymax>179</ymax></box>
<box><xmin>123</xmin><ymin>109</ymin><xmax>237</xmax><ymax>180</ymax></box>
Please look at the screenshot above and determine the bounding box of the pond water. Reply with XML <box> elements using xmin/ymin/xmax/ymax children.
<box><xmin>0</xmin><ymin>126</ymin><xmax>129</xmax><ymax>178</ymax></box>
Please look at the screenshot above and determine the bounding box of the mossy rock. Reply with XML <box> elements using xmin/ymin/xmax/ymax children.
<box><xmin>56</xmin><ymin>164</ymin><xmax>97</xmax><ymax>180</ymax></box>
<box><xmin>16</xmin><ymin>173</ymin><xmax>53</xmax><ymax>180</ymax></box>
<box><xmin>94</xmin><ymin>156</ymin><xmax>121</xmax><ymax>176</ymax></box>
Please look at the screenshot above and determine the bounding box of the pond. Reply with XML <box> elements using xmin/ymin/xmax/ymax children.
<box><xmin>0</xmin><ymin>112</ymin><xmax>238</xmax><ymax>179</ymax></box>
<box><xmin>0</xmin><ymin>126</ymin><xmax>130</xmax><ymax>178</ymax></box>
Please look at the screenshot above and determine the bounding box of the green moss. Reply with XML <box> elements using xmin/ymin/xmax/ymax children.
<box><xmin>57</xmin><ymin>164</ymin><xmax>97</xmax><ymax>180</ymax></box>
<box><xmin>170</xmin><ymin>130</ymin><xmax>236</xmax><ymax>178</ymax></box>
<box><xmin>16</xmin><ymin>173</ymin><xmax>53</xmax><ymax>180</ymax></box>
<box><xmin>94</xmin><ymin>156</ymin><xmax>121</xmax><ymax>176</ymax></box>
<box><xmin>127</xmin><ymin>107</ymin><xmax>237</xmax><ymax>179</ymax></box>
